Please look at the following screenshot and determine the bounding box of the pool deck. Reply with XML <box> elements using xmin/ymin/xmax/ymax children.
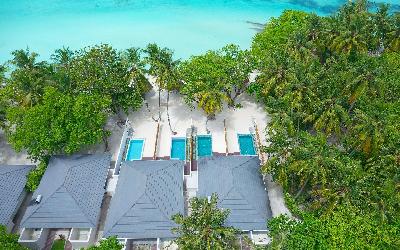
<box><xmin>125</xmin><ymin>77</ymin><xmax>270</xmax><ymax>160</ymax></box>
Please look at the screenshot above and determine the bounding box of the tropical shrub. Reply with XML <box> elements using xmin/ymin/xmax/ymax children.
<box><xmin>25</xmin><ymin>161</ymin><xmax>47</xmax><ymax>192</ymax></box>
<box><xmin>86</xmin><ymin>236</ymin><xmax>123</xmax><ymax>250</ymax></box>
<box><xmin>0</xmin><ymin>225</ymin><xmax>28</xmax><ymax>250</ymax></box>
<box><xmin>172</xmin><ymin>193</ymin><xmax>239</xmax><ymax>250</ymax></box>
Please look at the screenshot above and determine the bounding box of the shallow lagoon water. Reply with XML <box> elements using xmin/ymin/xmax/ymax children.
<box><xmin>0</xmin><ymin>0</ymin><xmax>397</xmax><ymax>62</ymax></box>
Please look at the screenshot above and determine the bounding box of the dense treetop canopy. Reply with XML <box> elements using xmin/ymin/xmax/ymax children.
<box><xmin>179</xmin><ymin>44</ymin><xmax>253</xmax><ymax>117</ymax></box>
<box><xmin>250</xmin><ymin>0</ymin><xmax>400</xmax><ymax>248</ymax></box>
<box><xmin>0</xmin><ymin>45</ymin><xmax>150</xmax><ymax>161</ymax></box>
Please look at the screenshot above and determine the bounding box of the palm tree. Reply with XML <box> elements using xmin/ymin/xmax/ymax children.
<box><xmin>51</xmin><ymin>47</ymin><xmax>74</xmax><ymax>67</ymax></box>
<box><xmin>373</xmin><ymin>4</ymin><xmax>390</xmax><ymax>52</ymax></box>
<box><xmin>312</xmin><ymin>99</ymin><xmax>349</xmax><ymax>137</ymax></box>
<box><xmin>10</xmin><ymin>48</ymin><xmax>39</xmax><ymax>69</ymax></box>
<box><xmin>9</xmin><ymin>49</ymin><xmax>52</xmax><ymax>107</ymax></box>
<box><xmin>350</xmin><ymin>109</ymin><xmax>384</xmax><ymax>158</ymax></box>
<box><xmin>347</xmin><ymin>70</ymin><xmax>376</xmax><ymax>105</ymax></box>
<box><xmin>172</xmin><ymin>193</ymin><xmax>239</xmax><ymax>250</ymax></box>
<box><xmin>144</xmin><ymin>44</ymin><xmax>180</xmax><ymax>133</ymax></box>
<box><xmin>329</xmin><ymin>0</ymin><xmax>370</xmax><ymax>55</ymax></box>
<box><xmin>289</xmin><ymin>133</ymin><xmax>338</xmax><ymax>200</ymax></box>
<box><xmin>330</xmin><ymin>29</ymin><xmax>368</xmax><ymax>55</ymax></box>
<box><xmin>121</xmin><ymin>48</ymin><xmax>152</xmax><ymax>98</ymax></box>
<box><xmin>256</xmin><ymin>50</ymin><xmax>292</xmax><ymax>98</ymax></box>
<box><xmin>51</xmin><ymin>47</ymin><xmax>74</xmax><ymax>92</ymax></box>
<box><xmin>387</xmin><ymin>13</ymin><xmax>400</xmax><ymax>52</ymax></box>
<box><xmin>196</xmin><ymin>90</ymin><xmax>228</xmax><ymax>120</ymax></box>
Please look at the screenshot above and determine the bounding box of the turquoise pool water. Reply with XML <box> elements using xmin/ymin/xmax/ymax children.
<box><xmin>171</xmin><ymin>138</ymin><xmax>186</xmax><ymax>160</ymax></box>
<box><xmin>0</xmin><ymin>0</ymin><xmax>396</xmax><ymax>63</ymax></box>
<box><xmin>126</xmin><ymin>139</ymin><xmax>144</xmax><ymax>161</ymax></box>
<box><xmin>197</xmin><ymin>135</ymin><xmax>212</xmax><ymax>157</ymax></box>
<box><xmin>238</xmin><ymin>134</ymin><xmax>256</xmax><ymax>156</ymax></box>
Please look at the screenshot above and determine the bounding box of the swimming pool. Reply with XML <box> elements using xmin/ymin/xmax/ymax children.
<box><xmin>238</xmin><ymin>134</ymin><xmax>257</xmax><ymax>156</ymax></box>
<box><xmin>197</xmin><ymin>135</ymin><xmax>212</xmax><ymax>157</ymax></box>
<box><xmin>126</xmin><ymin>139</ymin><xmax>144</xmax><ymax>161</ymax></box>
<box><xmin>171</xmin><ymin>138</ymin><xmax>186</xmax><ymax>160</ymax></box>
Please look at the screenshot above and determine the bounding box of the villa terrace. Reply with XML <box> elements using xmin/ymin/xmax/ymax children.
<box><xmin>113</xmin><ymin>80</ymin><xmax>269</xmax><ymax>171</ymax></box>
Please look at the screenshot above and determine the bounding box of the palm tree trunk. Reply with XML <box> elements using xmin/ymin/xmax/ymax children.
<box><xmin>158</xmin><ymin>88</ymin><xmax>161</xmax><ymax>121</ymax></box>
<box><xmin>102</xmin><ymin>130</ymin><xmax>109</xmax><ymax>152</ymax></box>
<box><xmin>295</xmin><ymin>178</ymin><xmax>310</xmax><ymax>199</ymax></box>
<box><xmin>166</xmin><ymin>91</ymin><xmax>176</xmax><ymax>134</ymax></box>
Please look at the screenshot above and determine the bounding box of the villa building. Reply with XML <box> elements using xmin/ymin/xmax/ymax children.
<box><xmin>103</xmin><ymin>160</ymin><xmax>184</xmax><ymax>249</ymax></box>
<box><xmin>18</xmin><ymin>154</ymin><xmax>110</xmax><ymax>250</ymax></box>
<box><xmin>0</xmin><ymin>165</ymin><xmax>34</xmax><ymax>232</ymax></box>
<box><xmin>197</xmin><ymin>156</ymin><xmax>272</xmax><ymax>245</ymax></box>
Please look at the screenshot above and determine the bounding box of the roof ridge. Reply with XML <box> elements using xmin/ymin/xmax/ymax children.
<box><xmin>216</xmin><ymin>157</ymin><xmax>256</xmax><ymax>202</ymax></box>
<box><xmin>144</xmin><ymin>193</ymin><xmax>172</xmax><ymax>222</ymax></box>
<box><xmin>145</xmin><ymin>161</ymin><xmax>179</xmax><ymax>175</ymax></box>
<box><xmin>232</xmin><ymin>156</ymin><xmax>258</xmax><ymax>170</ymax></box>
<box><xmin>145</xmin><ymin>161</ymin><xmax>180</xmax><ymax>221</ymax></box>
<box><xmin>233</xmin><ymin>157</ymin><xmax>266</xmax><ymax>219</ymax></box>
<box><xmin>234</xmin><ymin>184</ymin><xmax>266</xmax><ymax>219</ymax></box>
<box><xmin>20</xmin><ymin>185</ymin><xmax>63</xmax><ymax>226</ymax></box>
<box><xmin>62</xmin><ymin>157</ymin><xmax>105</xmax><ymax>226</ymax></box>
<box><xmin>108</xmin><ymin>193</ymin><xmax>147</xmax><ymax>233</ymax></box>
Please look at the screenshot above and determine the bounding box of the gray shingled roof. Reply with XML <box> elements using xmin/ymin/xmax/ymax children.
<box><xmin>20</xmin><ymin>154</ymin><xmax>110</xmax><ymax>229</ymax></box>
<box><xmin>103</xmin><ymin>160</ymin><xmax>184</xmax><ymax>239</ymax></box>
<box><xmin>0</xmin><ymin>165</ymin><xmax>34</xmax><ymax>226</ymax></box>
<box><xmin>198</xmin><ymin>156</ymin><xmax>272</xmax><ymax>231</ymax></box>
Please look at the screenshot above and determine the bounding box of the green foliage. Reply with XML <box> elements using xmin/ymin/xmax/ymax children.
<box><xmin>26</xmin><ymin>161</ymin><xmax>47</xmax><ymax>192</ymax></box>
<box><xmin>144</xmin><ymin>43</ymin><xmax>180</xmax><ymax>126</ymax></box>
<box><xmin>144</xmin><ymin>43</ymin><xmax>180</xmax><ymax>92</ymax></box>
<box><xmin>251</xmin><ymin>0</ymin><xmax>400</xmax><ymax>248</ymax></box>
<box><xmin>51</xmin><ymin>239</ymin><xmax>66</xmax><ymax>250</ymax></box>
<box><xmin>66</xmin><ymin>44</ymin><xmax>149</xmax><ymax>113</ymax></box>
<box><xmin>0</xmin><ymin>44</ymin><xmax>152</xmax><ymax>163</ymax></box>
<box><xmin>172</xmin><ymin>193</ymin><xmax>239</xmax><ymax>250</ymax></box>
<box><xmin>252</xmin><ymin>10</ymin><xmax>309</xmax><ymax>62</ymax></box>
<box><xmin>0</xmin><ymin>63</ymin><xmax>6</xmax><ymax>83</ymax></box>
<box><xmin>6</xmin><ymin>87</ymin><xmax>111</xmax><ymax>161</ymax></box>
<box><xmin>6</xmin><ymin>48</ymin><xmax>54</xmax><ymax>108</ymax></box>
<box><xmin>0</xmin><ymin>83</ymin><xmax>7</xmax><ymax>128</ymax></box>
<box><xmin>267</xmin><ymin>205</ymin><xmax>400</xmax><ymax>250</ymax></box>
<box><xmin>179</xmin><ymin>44</ymin><xmax>253</xmax><ymax>117</ymax></box>
<box><xmin>0</xmin><ymin>225</ymin><xmax>28</xmax><ymax>250</ymax></box>
<box><xmin>86</xmin><ymin>236</ymin><xmax>123</xmax><ymax>250</ymax></box>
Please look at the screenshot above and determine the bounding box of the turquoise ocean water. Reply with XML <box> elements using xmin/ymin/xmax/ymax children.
<box><xmin>0</xmin><ymin>0</ymin><xmax>397</xmax><ymax>62</ymax></box>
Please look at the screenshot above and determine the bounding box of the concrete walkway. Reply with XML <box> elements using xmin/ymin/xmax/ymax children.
<box><xmin>264</xmin><ymin>175</ymin><xmax>291</xmax><ymax>217</ymax></box>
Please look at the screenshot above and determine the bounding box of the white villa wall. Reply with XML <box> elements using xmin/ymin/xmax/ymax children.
<box><xmin>5</xmin><ymin>220</ymin><xmax>14</xmax><ymax>233</ymax></box>
<box><xmin>69</xmin><ymin>227</ymin><xmax>95</xmax><ymax>249</ymax></box>
<box><xmin>19</xmin><ymin>228</ymin><xmax>49</xmax><ymax>250</ymax></box>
